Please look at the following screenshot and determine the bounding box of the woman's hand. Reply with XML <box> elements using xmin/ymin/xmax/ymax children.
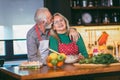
<box><xmin>69</xmin><ymin>28</ymin><xmax>80</xmax><ymax>42</ymax></box>
<box><xmin>78</xmin><ymin>53</ymin><xmax>84</xmax><ymax>61</ymax></box>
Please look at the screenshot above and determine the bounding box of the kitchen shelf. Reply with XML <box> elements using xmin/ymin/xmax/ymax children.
<box><xmin>76</xmin><ymin>23</ymin><xmax>120</xmax><ymax>26</ymax></box>
<box><xmin>72</xmin><ymin>6</ymin><xmax>120</xmax><ymax>10</ymax></box>
<box><xmin>70</xmin><ymin>0</ymin><xmax>120</xmax><ymax>26</ymax></box>
<box><xmin>45</xmin><ymin>0</ymin><xmax>120</xmax><ymax>26</ymax></box>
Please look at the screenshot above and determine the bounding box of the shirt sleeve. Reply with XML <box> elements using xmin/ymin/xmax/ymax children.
<box><xmin>27</xmin><ymin>32</ymin><xmax>40</xmax><ymax>61</ymax></box>
<box><xmin>49</xmin><ymin>36</ymin><xmax>59</xmax><ymax>52</ymax></box>
<box><xmin>76</xmin><ymin>34</ymin><xmax>88</xmax><ymax>58</ymax></box>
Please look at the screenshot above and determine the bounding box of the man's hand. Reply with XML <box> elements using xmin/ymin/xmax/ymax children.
<box><xmin>69</xmin><ymin>28</ymin><xmax>80</xmax><ymax>42</ymax></box>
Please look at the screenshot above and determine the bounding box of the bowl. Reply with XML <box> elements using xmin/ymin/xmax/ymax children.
<box><xmin>46</xmin><ymin>53</ymin><xmax>65</xmax><ymax>69</ymax></box>
<box><xmin>65</xmin><ymin>55</ymin><xmax>79</xmax><ymax>63</ymax></box>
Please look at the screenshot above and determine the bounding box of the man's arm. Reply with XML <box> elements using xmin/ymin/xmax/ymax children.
<box><xmin>27</xmin><ymin>32</ymin><xmax>40</xmax><ymax>61</ymax></box>
<box><xmin>69</xmin><ymin>28</ymin><xmax>80</xmax><ymax>42</ymax></box>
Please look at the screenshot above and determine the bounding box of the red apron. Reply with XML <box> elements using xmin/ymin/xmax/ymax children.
<box><xmin>58</xmin><ymin>41</ymin><xmax>79</xmax><ymax>55</ymax></box>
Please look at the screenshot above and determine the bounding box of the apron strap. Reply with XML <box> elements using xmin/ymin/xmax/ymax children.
<box><xmin>35</xmin><ymin>24</ymin><xmax>42</xmax><ymax>41</ymax></box>
<box><xmin>35</xmin><ymin>24</ymin><xmax>50</xmax><ymax>41</ymax></box>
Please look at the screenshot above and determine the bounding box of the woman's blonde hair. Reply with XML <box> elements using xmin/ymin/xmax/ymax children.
<box><xmin>50</xmin><ymin>13</ymin><xmax>70</xmax><ymax>41</ymax></box>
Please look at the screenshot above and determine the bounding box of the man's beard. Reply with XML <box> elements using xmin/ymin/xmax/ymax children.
<box><xmin>45</xmin><ymin>23</ymin><xmax>52</xmax><ymax>29</ymax></box>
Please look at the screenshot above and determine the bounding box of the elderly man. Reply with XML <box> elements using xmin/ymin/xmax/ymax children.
<box><xmin>27</xmin><ymin>7</ymin><xmax>79</xmax><ymax>64</ymax></box>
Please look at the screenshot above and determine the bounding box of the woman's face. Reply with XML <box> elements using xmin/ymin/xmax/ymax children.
<box><xmin>53</xmin><ymin>15</ymin><xmax>67</xmax><ymax>33</ymax></box>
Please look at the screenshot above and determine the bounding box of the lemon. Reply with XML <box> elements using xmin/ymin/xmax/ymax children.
<box><xmin>49</xmin><ymin>53</ymin><xmax>58</xmax><ymax>60</ymax></box>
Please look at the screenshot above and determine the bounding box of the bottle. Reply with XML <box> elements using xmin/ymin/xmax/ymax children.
<box><xmin>73</xmin><ymin>0</ymin><xmax>77</xmax><ymax>7</ymax></box>
<box><xmin>110</xmin><ymin>0</ymin><xmax>113</xmax><ymax>6</ymax></box>
<box><xmin>88</xmin><ymin>1</ymin><xmax>93</xmax><ymax>7</ymax></box>
<box><xmin>112</xmin><ymin>12</ymin><xmax>118</xmax><ymax>23</ymax></box>
<box><xmin>82</xmin><ymin>0</ymin><xmax>87</xmax><ymax>7</ymax></box>
<box><xmin>94</xmin><ymin>15</ymin><xmax>99</xmax><ymax>23</ymax></box>
<box><xmin>93</xmin><ymin>42</ymin><xmax>99</xmax><ymax>56</ymax></box>
<box><xmin>103</xmin><ymin>13</ymin><xmax>110</xmax><ymax>24</ymax></box>
<box><xmin>76</xmin><ymin>0</ymin><xmax>80</xmax><ymax>7</ymax></box>
<box><xmin>77</xmin><ymin>18</ymin><xmax>81</xmax><ymax>25</ymax></box>
<box><xmin>108</xmin><ymin>0</ymin><xmax>113</xmax><ymax>7</ymax></box>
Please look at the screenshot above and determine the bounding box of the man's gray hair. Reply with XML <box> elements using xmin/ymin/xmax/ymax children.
<box><xmin>34</xmin><ymin>8</ymin><xmax>49</xmax><ymax>23</ymax></box>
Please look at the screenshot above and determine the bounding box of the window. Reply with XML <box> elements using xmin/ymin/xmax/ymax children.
<box><xmin>0</xmin><ymin>26</ymin><xmax>5</xmax><ymax>56</ymax></box>
<box><xmin>13</xmin><ymin>25</ymin><xmax>33</xmax><ymax>55</ymax></box>
<box><xmin>13</xmin><ymin>40</ymin><xmax>27</xmax><ymax>55</ymax></box>
<box><xmin>13</xmin><ymin>25</ymin><xmax>33</xmax><ymax>39</ymax></box>
<box><xmin>0</xmin><ymin>25</ymin><xmax>4</xmax><ymax>39</ymax></box>
<box><xmin>0</xmin><ymin>41</ymin><xmax>5</xmax><ymax>56</ymax></box>
<box><xmin>0</xmin><ymin>0</ymin><xmax>44</xmax><ymax>60</ymax></box>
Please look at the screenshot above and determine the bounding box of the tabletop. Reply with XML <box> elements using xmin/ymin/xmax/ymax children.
<box><xmin>0</xmin><ymin>64</ymin><xmax>120</xmax><ymax>80</ymax></box>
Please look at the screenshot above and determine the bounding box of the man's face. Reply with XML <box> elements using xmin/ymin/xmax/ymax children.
<box><xmin>45</xmin><ymin>11</ymin><xmax>52</xmax><ymax>26</ymax></box>
<box><xmin>43</xmin><ymin>11</ymin><xmax>52</xmax><ymax>29</ymax></box>
<box><xmin>36</xmin><ymin>10</ymin><xmax>52</xmax><ymax>29</ymax></box>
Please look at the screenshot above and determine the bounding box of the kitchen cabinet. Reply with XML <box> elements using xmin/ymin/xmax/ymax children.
<box><xmin>44</xmin><ymin>0</ymin><xmax>71</xmax><ymax>24</ymax></box>
<box><xmin>44</xmin><ymin>0</ymin><xmax>120</xmax><ymax>26</ymax></box>
<box><xmin>70</xmin><ymin>0</ymin><xmax>120</xmax><ymax>26</ymax></box>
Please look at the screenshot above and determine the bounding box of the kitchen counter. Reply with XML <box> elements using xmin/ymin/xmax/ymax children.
<box><xmin>0</xmin><ymin>63</ymin><xmax>120</xmax><ymax>80</ymax></box>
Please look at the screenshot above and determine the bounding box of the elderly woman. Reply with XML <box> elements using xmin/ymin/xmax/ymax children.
<box><xmin>49</xmin><ymin>13</ymin><xmax>88</xmax><ymax>63</ymax></box>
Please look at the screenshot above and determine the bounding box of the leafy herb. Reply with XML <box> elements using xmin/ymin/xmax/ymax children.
<box><xmin>79</xmin><ymin>53</ymin><xmax>119</xmax><ymax>64</ymax></box>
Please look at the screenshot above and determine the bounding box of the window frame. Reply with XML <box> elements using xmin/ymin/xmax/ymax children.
<box><xmin>0</xmin><ymin>39</ymin><xmax>27</xmax><ymax>61</ymax></box>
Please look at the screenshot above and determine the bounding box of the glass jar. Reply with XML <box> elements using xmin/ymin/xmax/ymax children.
<box><xmin>77</xmin><ymin>18</ymin><xmax>81</xmax><ymax>25</ymax></box>
<box><xmin>88</xmin><ymin>1</ymin><xmax>93</xmax><ymax>7</ymax></box>
<box><xmin>103</xmin><ymin>13</ymin><xmax>110</xmax><ymax>24</ymax></box>
<box><xmin>82</xmin><ymin>0</ymin><xmax>87</xmax><ymax>7</ymax></box>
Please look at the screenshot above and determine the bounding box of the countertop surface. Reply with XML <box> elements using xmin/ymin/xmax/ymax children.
<box><xmin>0</xmin><ymin>63</ymin><xmax>120</xmax><ymax>80</ymax></box>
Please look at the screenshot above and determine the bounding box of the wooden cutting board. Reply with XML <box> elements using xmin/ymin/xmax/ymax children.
<box><xmin>73</xmin><ymin>63</ymin><xmax>120</xmax><ymax>68</ymax></box>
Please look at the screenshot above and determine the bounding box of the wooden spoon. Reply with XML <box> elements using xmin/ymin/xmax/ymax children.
<box><xmin>49</xmin><ymin>48</ymin><xmax>60</xmax><ymax>54</ymax></box>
